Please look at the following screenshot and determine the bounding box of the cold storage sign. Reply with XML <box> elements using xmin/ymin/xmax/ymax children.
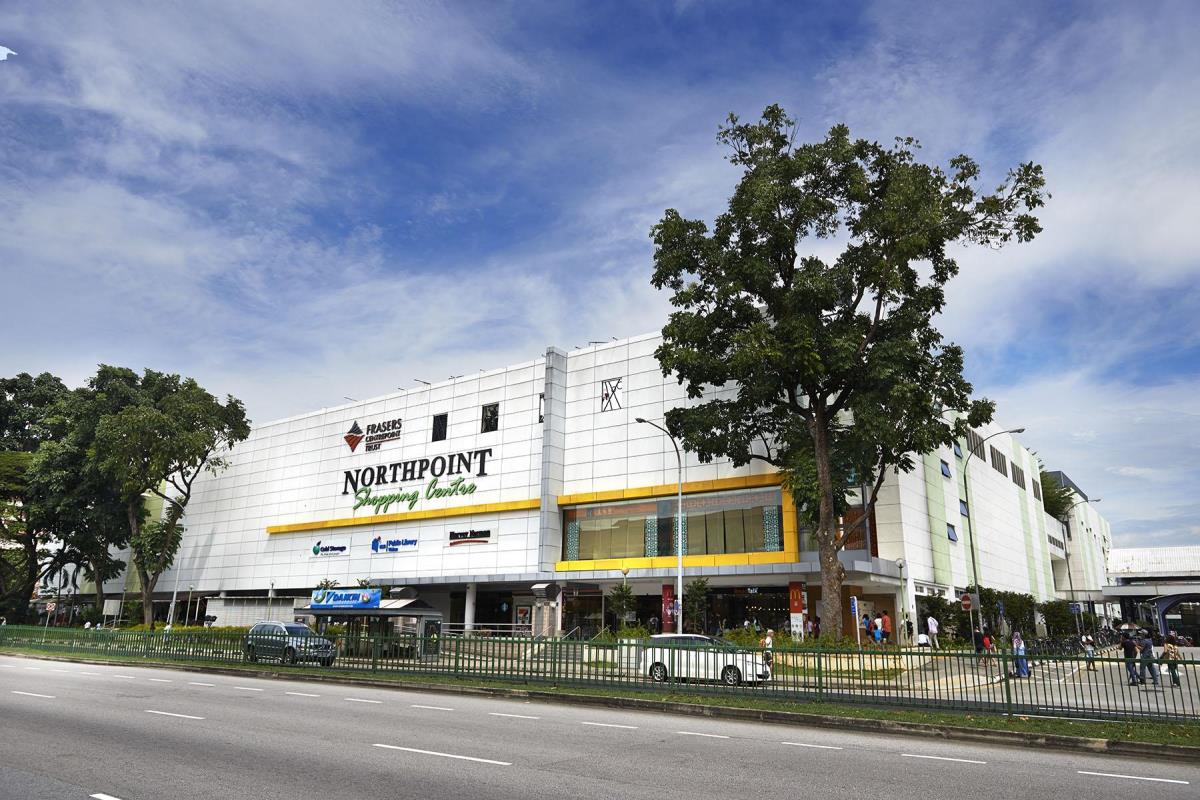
<box><xmin>309</xmin><ymin>537</ymin><xmax>350</xmax><ymax>557</ymax></box>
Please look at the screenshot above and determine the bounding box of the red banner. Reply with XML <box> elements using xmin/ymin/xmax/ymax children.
<box><xmin>789</xmin><ymin>581</ymin><xmax>806</xmax><ymax>614</ymax></box>
<box><xmin>661</xmin><ymin>583</ymin><xmax>676</xmax><ymax>633</ymax></box>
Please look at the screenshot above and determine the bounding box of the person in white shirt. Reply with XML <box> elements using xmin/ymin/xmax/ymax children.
<box><xmin>926</xmin><ymin>615</ymin><xmax>940</xmax><ymax>649</ymax></box>
<box><xmin>917</xmin><ymin>632</ymin><xmax>931</xmax><ymax>647</ymax></box>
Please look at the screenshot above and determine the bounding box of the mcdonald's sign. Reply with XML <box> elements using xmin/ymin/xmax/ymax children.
<box><xmin>788</xmin><ymin>581</ymin><xmax>806</xmax><ymax>614</ymax></box>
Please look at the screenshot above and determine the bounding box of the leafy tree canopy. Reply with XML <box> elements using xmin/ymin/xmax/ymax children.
<box><xmin>651</xmin><ymin>105</ymin><xmax>1046</xmax><ymax>637</ymax></box>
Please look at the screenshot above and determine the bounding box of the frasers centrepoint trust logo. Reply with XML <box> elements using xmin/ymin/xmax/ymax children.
<box><xmin>344</xmin><ymin>418</ymin><xmax>403</xmax><ymax>453</ymax></box>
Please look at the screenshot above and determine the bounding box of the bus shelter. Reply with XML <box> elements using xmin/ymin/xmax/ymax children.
<box><xmin>296</xmin><ymin>588</ymin><xmax>444</xmax><ymax>660</ymax></box>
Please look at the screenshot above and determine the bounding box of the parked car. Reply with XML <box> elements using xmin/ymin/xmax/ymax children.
<box><xmin>638</xmin><ymin>633</ymin><xmax>771</xmax><ymax>686</ymax></box>
<box><xmin>243</xmin><ymin>621</ymin><xmax>336</xmax><ymax>666</ymax></box>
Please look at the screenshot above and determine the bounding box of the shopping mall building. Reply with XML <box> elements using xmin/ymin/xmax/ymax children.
<box><xmin>136</xmin><ymin>332</ymin><xmax>1112</xmax><ymax>637</ymax></box>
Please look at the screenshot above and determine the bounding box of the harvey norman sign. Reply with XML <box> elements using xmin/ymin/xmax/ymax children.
<box><xmin>342</xmin><ymin>448</ymin><xmax>493</xmax><ymax>515</ymax></box>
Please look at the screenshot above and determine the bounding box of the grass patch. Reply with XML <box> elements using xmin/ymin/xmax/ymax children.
<box><xmin>3</xmin><ymin>644</ymin><xmax>1196</xmax><ymax>748</ymax></box>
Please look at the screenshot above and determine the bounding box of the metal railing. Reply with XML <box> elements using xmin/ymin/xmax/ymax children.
<box><xmin>2</xmin><ymin>625</ymin><xmax>1195</xmax><ymax>723</ymax></box>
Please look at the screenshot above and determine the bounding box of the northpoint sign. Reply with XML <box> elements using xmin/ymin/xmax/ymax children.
<box><xmin>342</xmin><ymin>448</ymin><xmax>493</xmax><ymax>515</ymax></box>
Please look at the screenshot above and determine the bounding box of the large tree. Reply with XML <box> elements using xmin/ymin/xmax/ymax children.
<box><xmin>89</xmin><ymin>366</ymin><xmax>250</xmax><ymax>627</ymax></box>
<box><xmin>0</xmin><ymin>373</ymin><xmax>68</xmax><ymax>622</ymax></box>
<box><xmin>651</xmin><ymin>106</ymin><xmax>1046</xmax><ymax>638</ymax></box>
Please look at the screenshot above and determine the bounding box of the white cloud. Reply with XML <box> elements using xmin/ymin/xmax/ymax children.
<box><xmin>0</xmin><ymin>45</ymin><xmax>15</xmax><ymax>61</ymax></box>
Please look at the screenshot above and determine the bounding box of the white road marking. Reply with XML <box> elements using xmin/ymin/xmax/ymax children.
<box><xmin>80</xmin><ymin>671</ymin><xmax>101</xmax><ymax>676</ymax></box>
<box><xmin>1058</xmin><ymin>665</ymin><xmax>1083</xmax><ymax>683</ymax></box>
<box><xmin>489</xmin><ymin>712</ymin><xmax>540</xmax><ymax>719</ymax></box>
<box><xmin>51</xmin><ymin>668</ymin><xmax>73</xmax><ymax>673</ymax></box>
<box><xmin>677</xmin><ymin>731</ymin><xmax>730</xmax><ymax>739</ymax></box>
<box><xmin>0</xmin><ymin>664</ymin><xmax>15</xmax><ymax>668</ymax></box>
<box><xmin>372</xmin><ymin>743</ymin><xmax>510</xmax><ymax>766</ymax></box>
<box><xmin>782</xmin><ymin>741</ymin><xmax>844</xmax><ymax>750</ymax></box>
<box><xmin>148</xmin><ymin>678</ymin><xmax>172</xmax><ymax>683</ymax></box>
<box><xmin>233</xmin><ymin>686</ymin><xmax>264</xmax><ymax>692</ymax></box>
<box><xmin>23</xmin><ymin>666</ymin><xmax>40</xmax><ymax>670</ymax></box>
<box><xmin>188</xmin><ymin>682</ymin><xmax>214</xmax><ymax>686</ymax></box>
<box><xmin>112</xmin><ymin>675</ymin><xmax>136</xmax><ymax>679</ymax></box>
<box><xmin>91</xmin><ymin>793</ymin><xmax>126</xmax><ymax>800</ymax></box>
<box><xmin>345</xmin><ymin>697</ymin><xmax>382</xmax><ymax>704</ymax></box>
<box><xmin>581</xmin><ymin>722</ymin><xmax>638</xmax><ymax>729</ymax></box>
<box><xmin>12</xmin><ymin>690</ymin><xmax>55</xmax><ymax>699</ymax></box>
<box><xmin>901</xmin><ymin>754</ymin><xmax>986</xmax><ymax>765</ymax></box>
<box><xmin>286</xmin><ymin>691</ymin><xmax>321</xmax><ymax>697</ymax></box>
<box><xmin>1077</xmin><ymin>771</ymin><xmax>1189</xmax><ymax>785</ymax></box>
<box><xmin>411</xmin><ymin>704</ymin><xmax>454</xmax><ymax>711</ymax></box>
<box><xmin>144</xmin><ymin>710</ymin><xmax>204</xmax><ymax>720</ymax></box>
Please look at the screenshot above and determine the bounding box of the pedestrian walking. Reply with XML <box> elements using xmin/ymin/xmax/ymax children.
<box><xmin>861</xmin><ymin>613</ymin><xmax>872</xmax><ymax>644</ymax></box>
<box><xmin>1082</xmin><ymin>634</ymin><xmax>1097</xmax><ymax>671</ymax></box>
<box><xmin>973</xmin><ymin>627</ymin><xmax>986</xmax><ymax>666</ymax></box>
<box><xmin>1136</xmin><ymin>630</ymin><xmax>1161</xmax><ymax>689</ymax></box>
<box><xmin>926</xmin><ymin>614</ymin><xmax>940</xmax><ymax>649</ymax></box>
<box><xmin>1120</xmin><ymin>632</ymin><xmax>1140</xmax><ymax>685</ymax></box>
<box><xmin>813</xmin><ymin>616</ymin><xmax>821</xmax><ymax>638</ymax></box>
<box><xmin>881</xmin><ymin>610</ymin><xmax>892</xmax><ymax>645</ymax></box>
<box><xmin>761</xmin><ymin>629</ymin><xmax>775</xmax><ymax>667</ymax></box>
<box><xmin>1162</xmin><ymin>635</ymin><xmax>1182</xmax><ymax>688</ymax></box>
<box><xmin>1011</xmin><ymin>630</ymin><xmax>1030</xmax><ymax>677</ymax></box>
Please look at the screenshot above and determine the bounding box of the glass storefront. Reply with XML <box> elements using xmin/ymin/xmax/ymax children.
<box><xmin>562</xmin><ymin>488</ymin><xmax>784</xmax><ymax>561</ymax></box>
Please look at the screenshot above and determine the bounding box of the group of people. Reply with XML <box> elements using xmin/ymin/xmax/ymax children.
<box><xmin>860</xmin><ymin>610</ymin><xmax>894</xmax><ymax>645</ymax></box>
<box><xmin>1119</xmin><ymin>630</ymin><xmax>1184</xmax><ymax>689</ymax></box>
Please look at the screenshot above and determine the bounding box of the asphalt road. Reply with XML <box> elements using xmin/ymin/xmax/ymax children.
<box><xmin>1</xmin><ymin>654</ymin><xmax>1196</xmax><ymax>800</ymax></box>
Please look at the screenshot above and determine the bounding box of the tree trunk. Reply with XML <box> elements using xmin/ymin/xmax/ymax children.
<box><xmin>812</xmin><ymin>407</ymin><xmax>845</xmax><ymax>640</ymax></box>
<box><xmin>90</xmin><ymin>557</ymin><xmax>106</xmax><ymax>619</ymax></box>
<box><xmin>139</xmin><ymin>566</ymin><xmax>157</xmax><ymax>628</ymax></box>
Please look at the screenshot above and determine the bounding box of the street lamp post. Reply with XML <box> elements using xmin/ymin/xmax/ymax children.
<box><xmin>1062</xmin><ymin>497</ymin><xmax>1100</xmax><ymax>637</ymax></box>
<box><xmin>186</xmin><ymin>585</ymin><xmax>195</xmax><ymax>626</ymax></box>
<box><xmin>961</xmin><ymin>427</ymin><xmax>1025</xmax><ymax>643</ymax></box>
<box><xmin>635</xmin><ymin>418</ymin><xmax>684</xmax><ymax>633</ymax></box>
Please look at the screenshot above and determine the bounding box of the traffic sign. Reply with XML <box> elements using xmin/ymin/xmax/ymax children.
<box><xmin>960</xmin><ymin>593</ymin><xmax>972</xmax><ymax>611</ymax></box>
<box><xmin>1069</xmin><ymin>602</ymin><xmax>1082</xmax><ymax>615</ymax></box>
<box><xmin>850</xmin><ymin>595</ymin><xmax>859</xmax><ymax>618</ymax></box>
<box><xmin>45</xmin><ymin>602</ymin><xmax>56</xmax><ymax>613</ymax></box>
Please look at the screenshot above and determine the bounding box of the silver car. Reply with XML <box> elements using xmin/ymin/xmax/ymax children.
<box><xmin>639</xmin><ymin>633</ymin><xmax>771</xmax><ymax>686</ymax></box>
<box><xmin>244</xmin><ymin>621</ymin><xmax>336</xmax><ymax>666</ymax></box>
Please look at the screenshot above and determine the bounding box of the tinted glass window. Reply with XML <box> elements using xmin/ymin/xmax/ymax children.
<box><xmin>432</xmin><ymin>413</ymin><xmax>447</xmax><ymax>442</ymax></box>
<box><xmin>481</xmin><ymin>403</ymin><xmax>499</xmax><ymax>433</ymax></box>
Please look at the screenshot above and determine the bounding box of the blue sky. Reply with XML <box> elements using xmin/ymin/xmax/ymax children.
<box><xmin>1</xmin><ymin>1</ymin><xmax>1197</xmax><ymax>547</ymax></box>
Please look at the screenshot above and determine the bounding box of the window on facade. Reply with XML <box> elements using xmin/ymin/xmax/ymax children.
<box><xmin>966</xmin><ymin>429</ymin><xmax>986</xmax><ymax>459</ymax></box>
<box><xmin>959</xmin><ymin>499</ymin><xmax>969</xmax><ymax>516</ymax></box>
<box><xmin>947</xmin><ymin>523</ymin><xmax>959</xmax><ymax>542</ymax></box>
<box><xmin>953</xmin><ymin>441</ymin><xmax>963</xmax><ymax>459</ymax></box>
<box><xmin>1033</xmin><ymin>480</ymin><xmax>1043</xmax><ymax>501</ymax></box>
<box><xmin>431</xmin><ymin>413</ymin><xmax>448</xmax><ymax>442</ymax></box>
<box><xmin>562</xmin><ymin>488</ymin><xmax>783</xmax><ymax>560</ymax></box>
<box><xmin>1011</xmin><ymin>464</ymin><xmax>1026</xmax><ymax>490</ymax></box>
<box><xmin>940</xmin><ymin>460</ymin><xmax>952</xmax><ymax>478</ymax></box>
<box><xmin>989</xmin><ymin>445</ymin><xmax>1008</xmax><ymax>476</ymax></box>
<box><xmin>538</xmin><ymin>393</ymin><xmax>544</xmax><ymax>424</ymax></box>
<box><xmin>481</xmin><ymin>403</ymin><xmax>499</xmax><ymax>433</ymax></box>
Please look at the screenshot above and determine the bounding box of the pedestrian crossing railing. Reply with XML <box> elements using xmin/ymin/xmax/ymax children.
<box><xmin>1</xmin><ymin>624</ymin><xmax>1195</xmax><ymax>722</ymax></box>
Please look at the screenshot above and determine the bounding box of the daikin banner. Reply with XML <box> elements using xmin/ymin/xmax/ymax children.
<box><xmin>310</xmin><ymin>588</ymin><xmax>381</xmax><ymax>609</ymax></box>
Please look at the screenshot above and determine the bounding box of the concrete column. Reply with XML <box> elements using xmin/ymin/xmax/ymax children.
<box><xmin>464</xmin><ymin>583</ymin><xmax>477</xmax><ymax>633</ymax></box>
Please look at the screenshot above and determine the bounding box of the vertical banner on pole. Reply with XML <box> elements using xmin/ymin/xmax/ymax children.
<box><xmin>661</xmin><ymin>584</ymin><xmax>676</xmax><ymax>633</ymax></box>
<box><xmin>850</xmin><ymin>595</ymin><xmax>861</xmax><ymax>649</ymax></box>
<box><xmin>788</xmin><ymin>581</ymin><xmax>806</xmax><ymax>639</ymax></box>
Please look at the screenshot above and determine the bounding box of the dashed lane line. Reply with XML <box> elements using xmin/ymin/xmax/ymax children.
<box><xmin>286</xmin><ymin>691</ymin><xmax>321</xmax><ymax>697</ymax></box>
<box><xmin>1077</xmin><ymin>771</ymin><xmax>1189</xmax><ymax>785</ymax></box>
<box><xmin>372</xmin><ymin>743</ymin><xmax>511</xmax><ymax>766</ymax></box>
<box><xmin>233</xmin><ymin>686</ymin><xmax>264</xmax><ymax>692</ymax></box>
<box><xmin>12</xmin><ymin>690</ymin><xmax>55</xmax><ymax>699</ymax></box>
<box><xmin>581</xmin><ymin>722</ymin><xmax>638</xmax><ymax>729</ymax></box>
<box><xmin>188</xmin><ymin>681</ymin><xmax>214</xmax><ymax>686</ymax></box>
<box><xmin>91</xmin><ymin>793</ymin><xmax>126</xmax><ymax>800</ymax></box>
<box><xmin>346</xmin><ymin>698</ymin><xmax>382</xmax><ymax>704</ymax></box>
<box><xmin>144</xmin><ymin>710</ymin><xmax>204</xmax><ymax>720</ymax></box>
<box><xmin>677</xmin><ymin>731</ymin><xmax>730</xmax><ymax>739</ymax></box>
<box><xmin>781</xmin><ymin>742</ymin><xmax>843</xmax><ymax>750</ymax></box>
<box><xmin>112</xmin><ymin>675</ymin><xmax>136</xmax><ymax>680</ymax></box>
<box><xmin>23</xmin><ymin>666</ymin><xmax>40</xmax><ymax>670</ymax></box>
<box><xmin>901</xmin><ymin>754</ymin><xmax>986</xmax><ymax>765</ymax></box>
<box><xmin>489</xmin><ymin>712</ymin><xmax>540</xmax><ymax>719</ymax></box>
<box><xmin>148</xmin><ymin>678</ymin><xmax>172</xmax><ymax>683</ymax></box>
<box><xmin>411</xmin><ymin>704</ymin><xmax>454</xmax><ymax>711</ymax></box>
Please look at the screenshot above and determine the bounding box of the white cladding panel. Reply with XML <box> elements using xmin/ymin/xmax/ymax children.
<box><xmin>166</xmin><ymin>360</ymin><xmax>546</xmax><ymax>592</ymax></box>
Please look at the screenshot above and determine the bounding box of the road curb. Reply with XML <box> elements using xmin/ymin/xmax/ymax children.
<box><xmin>5</xmin><ymin>650</ymin><xmax>1196</xmax><ymax>763</ymax></box>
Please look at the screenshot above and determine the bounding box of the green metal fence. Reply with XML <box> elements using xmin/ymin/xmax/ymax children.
<box><xmin>2</xmin><ymin>625</ymin><xmax>1196</xmax><ymax>723</ymax></box>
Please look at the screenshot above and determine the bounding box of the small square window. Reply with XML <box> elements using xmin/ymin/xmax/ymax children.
<box><xmin>431</xmin><ymin>413</ymin><xmax>448</xmax><ymax>442</ymax></box>
<box><xmin>953</xmin><ymin>441</ymin><xmax>963</xmax><ymax>459</ymax></box>
<box><xmin>481</xmin><ymin>402</ymin><xmax>499</xmax><ymax>433</ymax></box>
<box><xmin>959</xmin><ymin>499</ymin><xmax>969</xmax><ymax>516</ymax></box>
<box><xmin>940</xmin><ymin>460</ymin><xmax>952</xmax><ymax>478</ymax></box>
<box><xmin>947</xmin><ymin>523</ymin><xmax>959</xmax><ymax>542</ymax></box>
<box><xmin>538</xmin><ymin>392</ymin><xmax>544</xmax><ymax>424</ymax></box>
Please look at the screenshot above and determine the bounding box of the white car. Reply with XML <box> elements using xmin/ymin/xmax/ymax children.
<box><xmin>639</xmin><ymin>634</ymin><xmax>772</xmax><ymax>686</ymax></box>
